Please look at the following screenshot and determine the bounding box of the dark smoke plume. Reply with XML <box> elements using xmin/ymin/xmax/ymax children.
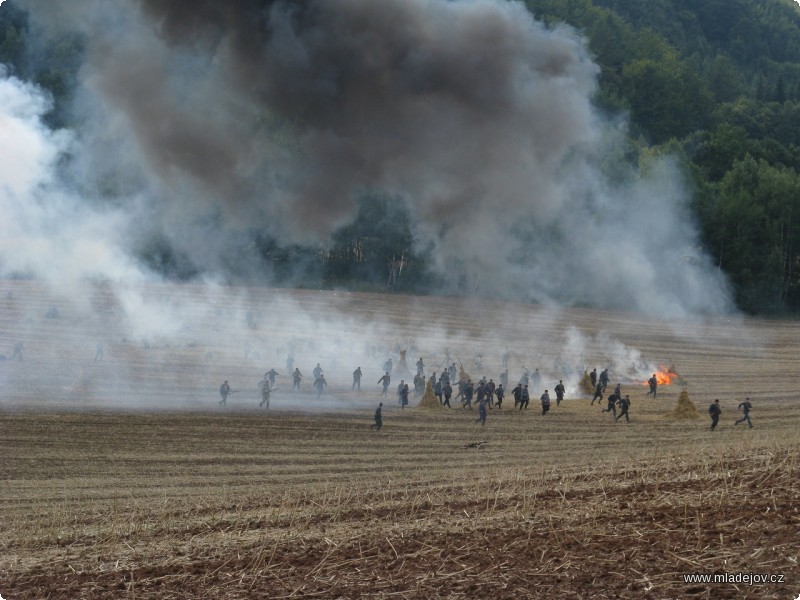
<box><xmin>4</xmin><ymin>0</ymin><xmax>734</xmax><ymax>315</ymax></box>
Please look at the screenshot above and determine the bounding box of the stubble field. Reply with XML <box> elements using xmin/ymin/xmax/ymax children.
<box><xmin>0</xmin><ymin>281</ymin><xmax>798</xmax><ymax>599</ymax></box>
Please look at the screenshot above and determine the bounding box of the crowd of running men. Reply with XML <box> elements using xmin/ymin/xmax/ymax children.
<box><xmin>216</xmin><ymin>350</ymin><xmax>756</xmax><ymax>432</ymax></box>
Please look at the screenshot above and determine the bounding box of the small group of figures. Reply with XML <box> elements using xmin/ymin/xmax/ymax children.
<box><xmin>708</xmin><ymin>398</ymin><xmax>755</xmax><ymax>430</ymax></box>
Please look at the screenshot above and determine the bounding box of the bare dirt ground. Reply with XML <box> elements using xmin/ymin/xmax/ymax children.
<box><xmin>0</xmin><ymin>281</ymin><xmax>798</xmax><ymax>599</ymax></box>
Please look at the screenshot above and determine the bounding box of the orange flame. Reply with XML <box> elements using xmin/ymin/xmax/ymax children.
<box><xmin>642</xmin><ymin>365</ymin><xmax>680</xmax><ymax>386</ymax></box>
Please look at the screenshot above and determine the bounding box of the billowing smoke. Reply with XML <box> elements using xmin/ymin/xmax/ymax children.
<box><xmin>1</xmin><ymin>0</ymin><xmax>735</xmax><ymax>317</ymax></box>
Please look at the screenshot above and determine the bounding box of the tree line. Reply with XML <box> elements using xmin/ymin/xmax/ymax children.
<box><xmin>4</xmin><ymin>0</ymin><xmax>800</xmax><ymax>313</ymax></box>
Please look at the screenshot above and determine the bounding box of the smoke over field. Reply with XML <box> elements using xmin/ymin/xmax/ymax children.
<box><xmin>1</xmin><ymin>0</ymin><xmax>734</xmax><ymax>318</ymax></box>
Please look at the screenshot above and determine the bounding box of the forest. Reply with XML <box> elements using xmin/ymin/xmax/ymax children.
<box><xmin>3</xmin><ymin>0</ymin><xmax>800</xmax><ymax>314</ymax></box>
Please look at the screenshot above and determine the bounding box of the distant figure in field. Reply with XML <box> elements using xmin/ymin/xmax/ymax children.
<box><xmin>500</xmin><ymin>368</ymin><xmax>509</xmax><ymax>388</ymax></box>
<box><xmin>314</xmin><ymin>374</ymin><xmax>327</xmax><ymax>399</ymax></box>
<box><xmin>94</xmin><ymin>342</ymin><xmax>104</xmax><ymax>362</ymax></box>
<box><xmin>399</xmin><ymin>383</ymin><xmax>409</xmax><ymax>409</ymax></box>
<box><xmin>502</xmin><ymin>349</ymin><xmax>510</xmax><ymax>368</ymax></box>
<box><xmin>476</xmin><ymin>395</ymin><xmax>488</xmax><ymax>426</ymax></box>
<box><xmin>384</xmin><ymin>358</ymin><xmax>393</xmax><ymax>376</ymax></box>
<box><xmin>434</xmin><ymin>377</ymin><xmax>443</xmax><ymax>404</ymax></box>
<box><xmin>519</xmin><ymin>368</ymin><xmax>529</xmax><ymax>387</ymax></box>
<box><xmin>512</xmin><ymin>383</ymin><xmax>522</xmax><ymax>409</ymax></box>
<box><xmin>647</xmin><ymin>374</ymin><xmax>658</xmax><ymax>398</ymax></box>
<box><xmin>448</xmin><ymin>362</ymin><xmax>457</xmax><ymax>383</ymax></box>
<box><xmin>292</xmin><ymin>368</ymin><xmax>303</xmax><ymax>390</ymax></box>
<box><xmin>413</xmin><ymin>373</ymin><xmax>424</xmax><ymax>396</ymax></box>
<box><xmin>540</xmin><ymin>389</ymin><xmax>551</xmax><ymax>415</ymax></box>
<box><xmin>372</xmin><ymin>403</ymin><xmax>383</xmax><ymax>431</ymax></box>
<box><xmin>286</xmin><ymin>354</ymin><xmax>294</xmax><ymax>372</ymax></box>
<box><xmin>591</xmin><ymin>382</ymin><xmax>603</xmax><ymax>405</ymax></box>
<box><xmin>352</xmin><ymin>367</ymin><xmax>363</xmax><ymax>391</ymax></box>
<box><xmin>266</xmin><ymin>368</ymin><xmax>279</xmax><ymax>386</ymax></box>
<box><xmin>495</xmin><ymin>383</ymin><xmax>505</xmax><ymax>409</ymax></box>
<box><xmin>603</xmin><ymin>391</ymin><xmax>618</xmax><ymax>418</ymax></box>
<box><xmin>219</xmin><ymin>381</ymin><xmax>231</xmax><ymax>406</ymax></box>
<box><xmin>734</xmin><ymin>398</ymin><xmax>753</xmax><ymax>428</ymax></box>
<box><xmin>397</xmin><ymin>380</ymin><xmax>406</xmax><ymax>405</ymax></box>
<box><xmin>589</xmin><ymin>368</ymin><xmax>598</xmax><ymax>388</ymax></box>
<box><xmin>313</xmin><ymin>363</ymin><xmax>323</xmax><ymax>381</ymax></box>
<box><xmin>615</xmin><ymin>395</ymin><xmax>631</xmax><ymax>422</ymax></box>
<box><xmin>462</xmin><ymin>380</ymin><xmax>474</xmax><ymax>410</ymax></box>
<box><xmin>443</xmin><ymin>381</ymin><xmax>453</xmax><ymax>408</ymax></box>
<box><xmin>416</xmin><ymin>357</ymin><xmax>424</xmax><ymax>376</ymax></box>
<box><xmin>554</xmin><ymin>380</ymin><xmax>565</xmax><ymax>407</ymax></box>
<box><xmin>259</xmin><ymin>378</ymin><xmax>271</xmax><ymax>409</ymax></box>
<box><xmin>45</xmin><ymin>306</ymin><xmax>59</xmax><ymax>319</ymax></box>
<box><xmin>599</xmin><ymin>368</ymin><xmax>610</xmax><ymax>392</ymax></box>
<box><xmin>709</xmin><ymin>399</ymin><xmax>722</xmax><ymax>430</ymax></box>
<box><xmin>519</xmin><ymin>385</ymin><xmax>530</xmax><ymax>410</ymax></box>
<box><xmin>10</xmin><ymin>341</ymin><xmax>24</xmax><ymax>361</ymax></box>
<box><xmin>378</xmin><ymin>372</ymin><xmax>391</xmax><ymax>396</ymax></box>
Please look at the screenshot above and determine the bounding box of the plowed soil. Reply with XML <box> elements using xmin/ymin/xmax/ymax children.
<box><xmin>1</xmin><ymin>281</ymin><xmax>798</xmax><ymax>599</ymax></box>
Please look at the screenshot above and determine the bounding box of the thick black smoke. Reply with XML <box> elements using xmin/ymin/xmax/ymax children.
<box><xmin>4</xmin><ymin>0</ymin><xmax>734</xmax><ymax>315</ymax></box>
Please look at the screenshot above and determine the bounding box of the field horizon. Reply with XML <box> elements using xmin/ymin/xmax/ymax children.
<box><xmin>1</xmin><ymin>281</ymin><xmax>798</xmax><ymax>598</ymax></box>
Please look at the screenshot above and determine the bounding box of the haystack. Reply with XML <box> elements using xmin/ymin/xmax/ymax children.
<box><xmin>417</xmin><ymin>379</ymin><xmax>444</xmax><ymax>410</ymax></box>
<box><xmin>669</xmin><ymin>389</ymin><xmax>700</xmax><ymax>419</ymax></box>
<box><xmin>579</xmin><ymin>370</ymin><xmax>594</xmax><ymax>395</ymax></box>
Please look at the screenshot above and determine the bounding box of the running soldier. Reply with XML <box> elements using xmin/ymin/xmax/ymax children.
<box><xmin>540</xmin><ymin>389</ymin><xmax>551</xmax><ymax>415</ymax></box>
<box><xmin>647</xmin><ymin>374</ymin><xmax>657</xmax><ymax>398</ymax></box>
<box><xmin>259</xmin><ymin>378</ymin><xmax>271</xmax><ymax>409</ymax></box>
<box><xmin>314</xmin><ymin>374</ymin><xmax>327</xmax><ymax>398</ymax></box>
<box><xmin>434</xmin><ymin>377</ymin><xmax>443</xmax><ymax>404</ymax></box>
<box><xmin>531</xmin><ymin>368</ymin><xmax>541</xmax><ymax>392</ymax></box>
<box><xmin>266</xmin><ymin>368</ymin><xmax>279</xmax><ymax>386</ymax></box>
<box><xmin>603</xmin><ymin>391</ymin><xmax>618</xmax><ymax>418</ymax></box>
<box><xmin>734</xmin><ymin>398</ymin><xmax>754</xmax><ymax>428</ymax></box>
<box><xmin>554</xmin><ymin>380</ymin><xmax>565</xmax><ymax>407</ymax></box>
<box><xmin>371</xmin><ymin>403</ymin><xmax>383</xmax><ymax>431</ymax></box>
<box><xmin>709</xmin><ymin>399</ymin><xmax>722</xmax><ymax>430</ymax></box>
<box><xmin>443</xmin><ymin>381</ymin><xmax>453</xmax><ymax>408</ymax></box>
<box><xmin>462</xmin><ymin>380</ymin><xmax>474</xmax><ymax>410</ymax></box>
<box><xmin>500</xmin><ymin>369</ymin><xmax>509</xmax><ymax>388</ymax></box>
<box><xmin>416</xmin><ymin>357</ymin><xmax>425</xmax><ymax>376</ymax></box>
<box><xmin>352</xmin><ymin>367</ymin><xmax>363</xmax><ymax>391</ymax></box>
<box><xmin>219</xmin><ymin>380</ymin><xmax>231</xmax><ymax>406</ymax></box>
<box><xmin>378</xmin><ymin>372</ymin><xmax>391</xmax><ymax>396</ymax></box>
<box><xmin>10</xmin><ymin>341</ymin><xmax>23</xmax><ymax>361</ymax></box>
<box><xmin>313</xmin><ymin>363</ymin><xmax>323</xmax><ymax>381</ymax></box>
<box><xmin>519</xmin><ymin>385</ymin><xmax>530</xmax><ymax>410</ymax></box>
<box><xmin>384</xmin><ymin>357</ymin><xmax>394</xmax><ymax>376</ymax></box>
<box><xmin>512</xmin><ymin>383</ymin><xmax>523</xmax><ymax>408</ymax></box>
<box><xmin>591</xmin><ymin>382</ymin><xmax>603</xmax><ymax>405</ymax></box>
<box><xmin>615</xmin><ymin>395</ymin><xmax>630</xmax><ymax>422</ymax></box>
<box><xmin>599</xmin><ymin>368</ymin><xmax>610</xmax><ymax>392</ymax></box>
<box><xmin>397</xmin><ymin>380</ymin><xmax>406</xmax><ymax>405</ymax></box>
<box><xmin>476</xmin><ymin>394</ymin><xmax>488</xmax><ymax>426</ymax></box>
<box><xmin>399</xmin><ymin>383</ymin><xmax>409</xmax><ymax>409</ymax></box>
<box><xmin>292</xmin><ymin>368</ymin><xmax>303</xmax><ymax>390</ymax></box>
<box><xmin>495</xmin><ymin>383</ymin><xmax>505</xmax><ymax>409</ymax></box>
<box><xmin>486</xmin><ymin>379</ymin><xmax>496</xmax><ymax>407</ymax></box>
<box><xmin>589</xmin><ymin>368</ymin><xmax>597</xmax><ymax>388</ymax></box>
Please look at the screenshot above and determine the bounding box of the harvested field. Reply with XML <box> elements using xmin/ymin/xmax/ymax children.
<box><xmin>1</xmin><ymin>281</ymin><xmax>799</xmax><ymax>599</ymax></box>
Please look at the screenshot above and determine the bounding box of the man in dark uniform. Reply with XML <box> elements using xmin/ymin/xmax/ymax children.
<box><xmin>709</xmin><ymin>399</ymin><xmax>722</xmax><ymax>430</ymax></box>
<box><xmin>512</xmin><ymin>383</ymin><xmax>522</xmax><ymax>409</ymax></box>
<box><xmin>554</xmin><ymin>380</ymin><xmax>565</xmax><ymax>407</ymax></box>
<box><xmin>647</xmin><ymin>374</ymin><xmax>658</xmax><ymax>398</ymax></box>
<box><xmin>313</xmin><ymin>363</ymin><xmax>323</xmax><ymax>381</ymax></box>
<box><xmin>352</xmin><ymin>367</ymin><xmax>363</xmax><ymax>391</ymax></box>
<box><xmin>292</xmin><ymin>368</ymin><xmax>303</xmax><ymax>390</ymax></box>
<box><xmin>476</xmin><ymin>394</ymin><xmax>488</xmax><ymax>426</ymax></box>
<box><xmin>259</xmin><ymin>378</ymin><xmax>271</xmax><ymax>409</ymax></box>
<box><xmin>599</xmin><ymin>368</ymin><xmax>610</xmax><ymax>392</ymax></box>
<box><xmin>486</xmin><ymin>379</ymin><xmax>496</xmax><ymax>407</ymax></box>
<box><xmin>603</xmin><ymin>391</ymin><xmax>618</xmax><ymax>418</ymax></box>
<box><xmin>219</xmin><ymin>380</ymin><xmax>231</xmax><ymax>406</ymax></box>
<box><xmin>397</xmin><ymin>380</ymin><xmax>406</xmax><ymax>405</ymax></box>
<box><xmin>416</xmin><ymin>357</ymin><xmax>425</xmax><ymax>376</ymax></box>
<box><xmin>266</xmin><ymin>368</ymin><xmax>280</xmax><ymax>386</ymax></box>
<box><xmin>540</xmin><ymin>389</ymin><xmax>551</xmax><ymax>415</ymax></box>
<box><xmin>591</xmin><ymin>382</ymin><xmax>603</xmax><ymax>405</ymax></box>
<box><xmin>443</xmin><ymin>381</ymin><xmax>453</xmax><ymax>408</ymax></box>
<box><xmin>378</xmin><ymin>372</ymin><xmax>391</xmax><ymax>396</ymax></box>
<box><xmin>399</xmin><ymin>383</ymin><xmax>409</xmax><ymax>409</ymax></box>
<box><xmin>384</xmin><ymin>358</ymin><xmax>394</xmax><ymax>376</ymax></box>
<box><xmin>462</xmin><ymin>380</ymin><xmax>474</xmax><ymax>409</ymax></box>
<box><xmin>589</xmin><ymin>368</ymin><xmax>597</xmax><ymax>388</ymax></box>
<box><xmin>314</xmin><ymin>374</ymin><xmax>327</xmax><ymax>398</ymax></box>
<box><xmin>500</xmin><ymin>369</ymin><xmax>509</xmax><ymax>388</ymax></box>
<box><xmin>495</xmin><ymin>383</ymin><xmax>505</xmax><ymax>409</ymax></box>
<box><xmin>434</xmin><ymin>377</ymin><xmax>443</xmax><ymax>403</ymax></box>
<box><xmin>615</xmin><ymin>394</ymin><xmax>630</xmax><ymax>422</ymax></box>
<box><xmin>735</xmin><ymin>397</ymin><xmax>753</xmax><ymax>428</ymax></box>
<box><xmin>371</xmin><ymin>403</ymin><xmax>383</xmax><ymax>431</ymax></box>
<box><xmin>519</xmin><ymin>385</ymin><xmax>530</xmax><ymax>410</ymax></box>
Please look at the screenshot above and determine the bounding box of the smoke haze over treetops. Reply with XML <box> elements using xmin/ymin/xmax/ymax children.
<box><xmin>2</xmin><ymin>0</ymin><xmax>734</xmax><ymax>315</ymax></box>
